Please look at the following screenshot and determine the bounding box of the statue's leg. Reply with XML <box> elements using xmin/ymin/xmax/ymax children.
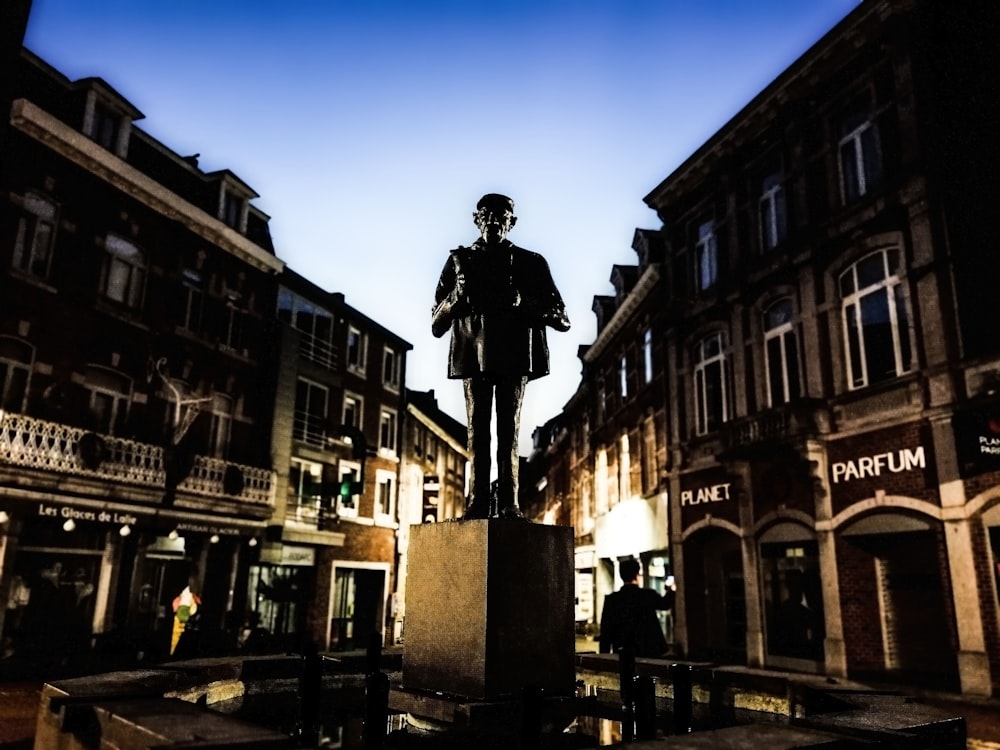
<box><xmin>463</xmin><ymin>377</ymin><xmax>493</xmax><ymax>518</ymax></box>
<box><xmin>495</xmin><ymin>376</ymin><xmax>527</xmax><ymax>516</ymax></box>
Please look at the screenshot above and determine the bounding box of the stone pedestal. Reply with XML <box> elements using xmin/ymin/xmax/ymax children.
<box><xmin>401</xmin><ymin>519</ymin><xmax>575</xmax><ymax>700</ymax></box>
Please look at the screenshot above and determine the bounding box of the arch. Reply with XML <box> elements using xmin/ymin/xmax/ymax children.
<box><xmin>681</xmin><ymin>516</ymin><xmax>741</xmax><ymax>542</ymax></box>
<box><xmin>753</xmin><ymin>512</ymin><xmax>816</xmax><ymax>541</ymax></box>
<box><xmin>828</xmin><ymin>495</ymin><xmax>944</xmax><ymax>531</ymax></box>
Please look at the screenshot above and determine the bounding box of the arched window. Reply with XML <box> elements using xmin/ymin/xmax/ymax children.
<box><xmin>694</xmin><ymin>331</ymin><xmax>730</xmax><ymax>435</ymax></box>
<box><xmin>100</xmin><ymin>234</ymin><xmax>146</xmax><ymax>308</ymax></box>
<box><xmin>839</xmin><ymin>248</ymin><xmax>913</xmax><ymax>389</ymax></box>
<box><xmin>12</xmin><ymin>192</ymin><xmax>57</xmax><ymax>279</ymax></box>
<box><xmin>763</xmin><ymin>298</ymin><xmax>801</xmax><ymax>407</ymax></box>
<box><xmin>0</xmin><ymin>337</ymin><xmax>34</xmax><ymax>413</ymax></box>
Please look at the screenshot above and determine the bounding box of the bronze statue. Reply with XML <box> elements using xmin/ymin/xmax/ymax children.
<box><xmin>432</xmin><ymin>193</ymin><xmax>570</xmax><ymax>519</ymax></box>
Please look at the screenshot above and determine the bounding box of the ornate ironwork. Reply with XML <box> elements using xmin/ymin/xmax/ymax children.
<box><xmin>0</xmin><ymin>411</ymin><xmax>274</xmax><ymax>506</ymax></box>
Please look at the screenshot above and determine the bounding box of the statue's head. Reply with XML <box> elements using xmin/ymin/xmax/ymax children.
<box><xmin>474</xmin><ymin>193</ymin><xmax>517</xmax><ymax>244</ymax></box>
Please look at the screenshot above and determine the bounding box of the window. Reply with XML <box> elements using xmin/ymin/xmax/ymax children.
<box><xmin>180</xmin><ymin>269</ymin><xmax>204</xmax><ymax>333</ymax></box>
<box><xmin>343</xmin><ymin>392</ymin><xmax>363</xmax><ymax>430</ymax></box>
<box><xmin>289</xmin><ymin>458</ymin><xmax>323</xmax><ymax>521</ymax></box>
<box><xmin>375</xmin><ymin>469</ymin><xmax>396</xmax><ymax>521</ymax></box>
<box><xmin>207</xmin><ymin>393</ymin><xmax>233</xmax><ymax>459</ymax></box>
<box><xmin>84</xmin><ymin>366</ymin><xmax>132</xmax><ymax>435</ymax></box>
<box><xmin>12</xmin><ymin>192</ymin><xmax>57</xmax><ymax>279</ymax></box>
<box><xmin>694</xmin><ymin>332</ymin><xmax>730</xmax><ymax>435</ymax></box>
<box><xmin>89</xmin><ymin>101</ymin><xmax>120</xmax><ymax>151</ymax></box>
<box><xmin>379</xmin><ymin>409</ymin><xmax>398</xmax><ymax>455</ymax></box>
<box><xmin>293</xmin><ymin>378</ymin><xmax>328</xmax><ymax>446</ymax></box>
<box><xmin>840</xmin><ymin>248</ymin><xmax>913</xmax><ymax>389</ymax></box>
<box><xmin>222</xmin><ymin>190</ymin><xmax>244</xmax><ymax>230</ymax></box>
<box><xmin>838</xmin><ymin>106</ymin><xmax>882</xmax><ymax>203</ymax></box>
<box><xmin>595</xmin><ymin>448</ymin><xmax>609</xmax><ymax>516</ymax></box>
<box><xmin>759</xmin><ymin>173</ymin><xmax>787</xmax><ymax>251</ymax></box>
<box><xmin>337</xmin><ymin>460</ymin><xmax>360</xmax><ymax>517</ymax></box>
<box><xmin>763</xmin><ymin>299</ymin><xmax>801</xmax><ymax>407</ymax></box>
<box><xmin>0</xmin><ymin>338</ymin><xmax>33</xmax><ymax>413</ymax></box>
<box><xmin>596</xmin><ymin>380</ymin><xmax>606</xmax><ymax>424</ymax></box>
<box><xmin>277</xmin><ymin>289</ymin><xmax>335</xmax><ymax>368</ymax></box>
<box><xmin>642</xmin><ymin>417</ymin><xmax>657</xmax><ymax>493</ymax></box>
<box><xmin>642</xmin><ymin>329</ymin><xmax>654</xmax><ymax>384</ymax></box>
<box><xmin>347</xmin><ymin>326</ymin><xmax>367</xmax><ymax>374</ymax></box>
<box><xmin>383</xmin><ymin>347</ymin><xmax>401</xmax><ymax>391</ymax></box>
<box><xmin>695</xmin><ymin>220</ymin><xmax>717</xmax><ymax>292</ymax></box>
<box><xmin>619</xmin><ymin>355</ymin><xmax>628</xmax><ymax>398</ymax></box>
<box><xmin>619</xmin><ymin>433</ymin><xmax>632</xmax><ymax>501</ymax></box>
<box><xmin>100</xmin><ymin>234</ymin><xmax>146</xmax><ymax>309</ymax></box>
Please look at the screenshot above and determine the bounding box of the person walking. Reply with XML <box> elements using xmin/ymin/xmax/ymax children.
<box><xmin>599</xmin><ymin>559</ymin><xmax>674</xmax><ymax>657</ymax></box>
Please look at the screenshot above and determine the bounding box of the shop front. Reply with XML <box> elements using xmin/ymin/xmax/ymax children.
<box><xmin>677</xmin><ymin>469</ymin><xmax>745</xmax><ymax>663</ymax></box>
<box><xmin>0</xmin><ymin>495</ymin><xmax>265</xmax><ymax>668</ymax></box>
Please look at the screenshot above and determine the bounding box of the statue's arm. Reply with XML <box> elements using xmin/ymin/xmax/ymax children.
<box><xmin>521</xmin><ymin>255</ymin><xmax>571</xmax><ymax>332</ymax></box>
<box><xmin>431</xmin><ymin>251</ymin><xmax>467</xmax><ymax>338</ymax></box>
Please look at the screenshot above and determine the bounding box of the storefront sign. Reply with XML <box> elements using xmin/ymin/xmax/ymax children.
<box><xmin>260</xmin><ymin>543</ymin><xmax>316</xmax><ymax>566</ymax></box>
<box><xmin>680</xmin><ymin>482</ymin><xmax>731</xmax><ymax>505</ymax></box>
<box><xmin>953</xmin><ymin>410</ymin><xmax>1000</xmax><ymax>475</ymax></box>
<box><xmin>37</xmin><ymin>502</ymin><xmax>139</xmax><ymax>526</ymax></box>
<box><xmin>830</xmin><ymin>447</ymin><xmax>925</xmax><ymax>484</ymax></box>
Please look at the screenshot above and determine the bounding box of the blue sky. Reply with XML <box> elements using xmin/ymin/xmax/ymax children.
<box><xmin>23</xmin><ymin>0</ymin><xmax>860</xmax><ymax>452</ymax></box>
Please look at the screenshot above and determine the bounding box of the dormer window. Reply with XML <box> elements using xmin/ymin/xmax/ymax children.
<box><xmin>211</xmin><ymin>173</ymin><xmax>257</xmax><ymax>234</ymax></box>
<box><xmin>79</xmin><ymin>83</ymin><xmax>141</xmax><ymax>159</ymax></box>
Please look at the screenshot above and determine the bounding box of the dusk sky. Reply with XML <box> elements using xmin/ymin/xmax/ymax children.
<box><xmin>23</xmin><ymin>0</ymin><xmax>860</xmax><ymax>453</ymax></box>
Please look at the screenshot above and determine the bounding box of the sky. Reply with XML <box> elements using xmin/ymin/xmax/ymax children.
<box><xmin>22</xmin><ymin>0</ymin><xmax>861</xmax><ymax>454</ymax></box>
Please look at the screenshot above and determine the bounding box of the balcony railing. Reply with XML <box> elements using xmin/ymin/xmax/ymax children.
<box><xmin>292</xmin><ymin>411</ymin><xmax>328</xmax><ymax>447</ymax></box>
<box><xmin>0</xmin><ymin>411</ymin><xmax>274</xmax><ymax>507</ymax></box>
<box><xmin>720</xmin><ymin>400</ymin><xmax>830</xmax><ymax>453</ymax></box>
<box><xmin>299</xmin><ymin>331</ymin><xmax>337</xmax><ymax>371</ymax></box>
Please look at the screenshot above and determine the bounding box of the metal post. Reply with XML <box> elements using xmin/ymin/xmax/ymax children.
<box><xmin>297</xmin><ymin>640</ymin><xmax>322</xmax><ymax>748</ymax></box>
<box><xmin>618</xmin><ymin>647</ymin><xmax>636</xmax><ymax>742</ymax></box>
<box><xmin>634</xmin><ymin>675</ymin><xmax>657</xmax><ymax>740</ymax></box>
<box><xmin>363</xmin><ymin>632</ymin><xmax>389</xmax><ymax>750</ymax></box>
<box><xmin>520</xmin><ymin>685</ymin><xmax>542</xmax><ymax>750</ymax></box>
<box><xmin>670</xmin><ymin>663</ymin><xmax>694</xmax><ymax>734</ymax></box>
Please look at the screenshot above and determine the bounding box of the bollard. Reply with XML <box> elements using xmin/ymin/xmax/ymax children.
<box><xmin>520</xmin><ymin>685</ymin><xmax>543</xmax><ymax>750</ymax></box>
<box><xmin>618</xmin><ymin>647</ymin><xmax>636</xmax><ymax>742</ymax></box>
<box><xmin>633</xmin><ymin>675</ymin><xmax>657</xmax><ymax>740</ymax></box>
<box><xmin>669</xmin><ymin>663</ymin><xmax>694</xmax><ymax>735</ymax></box>
<box><xmin>363</xmin><ymin>632</ymin><xmax>389</xmax><ymax>750</ymax></box>
<box><xmin>297</xmin><ymin>640</ymin><xmax>322</xmax><ymax>748</ymax></box>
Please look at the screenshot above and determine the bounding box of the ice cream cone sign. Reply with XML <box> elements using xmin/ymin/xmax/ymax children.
<box><xmin>170</xmin><ymin>586</ymin><xmax>202</xmax><ymax>655</ymax></box>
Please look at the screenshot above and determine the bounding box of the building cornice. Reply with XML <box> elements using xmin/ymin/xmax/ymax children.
<box><xmin>583</xmin><ymin>264</ymin><xmax>660</xmax><ymax>363</ymax></box>
<box><xmin>406</xmin><ymin>403</ymin><xmax>469</xmax><ymax>456</ymax></box>
<box><xmin>11</xmin><ymin>98</ymin><xmax>285</xmax><ymax>275</ymax></box>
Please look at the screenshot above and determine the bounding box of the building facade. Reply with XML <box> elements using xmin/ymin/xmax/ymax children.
<box><xmin>267</xmin><ymin>269</ymin><xmax>411</xmax><ymax>651</ymax></box>
<box><xmin>530</xmin><ymin>0</ymin><xmax>1000</xmax><ymax>696</ymax></box>
<box><xmin>1</xmin><ymin>50</ymin><xmax>281</xmax><ymax>666</ymax></box>
<box><xmin>394</xmin><ymin>388</ymin><xmax>468</xmax><ymax>641</ymax></box>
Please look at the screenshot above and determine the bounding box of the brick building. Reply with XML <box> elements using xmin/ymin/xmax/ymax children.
<box><xmin>0</xmin><ymin>48</ymin><xmax>282</xmax><ymax>666</ymax></box>
<box><xmin>266</xmin><ymin>269</ymin><xmax>411</xmax><ymax>651</ymax></box>
<box><xmin>529</xmin><ymin>0</ymin><xmax>999</xmax><ymax>696</ymax></box>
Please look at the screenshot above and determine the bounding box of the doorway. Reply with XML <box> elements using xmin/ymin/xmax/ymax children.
<box><xmin>327</xmin><ymin>563</ymin><xmax>388</xmax><ymax>651</ymax></box>
<box><xmin>684</xmin><ymin>528</ymin><xmax>745</xmax><ymax>663</ymax></box>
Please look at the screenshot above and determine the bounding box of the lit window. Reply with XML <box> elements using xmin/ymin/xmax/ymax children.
<box><xmin>643</xmin><ymin>329</ymin><xmax>653</xmax><ymax>384</ymax></box>
<box><xmin>595</xmin><ymin>448</ymin><xmax>609</xmax><ymax>516</ymax></box>
<box><xmin>695</xmin><ymin>220</ymin><xmax>717</xmax><ymax>292</ymax></box>
<box><xmin>839</xmin><ymin>106</ymin><xmax>882</xmax><ymax>203</ymax></box>
<box><xmin>12</xmin><ymin>192</ymin><xmax>57</xmax><ymax>279</ymax></box>
<box><xmin>0</xmin><ymin>337</ymin><xmax>33</xmax><ymax>413</ymax></box>
<box><xmin>619</xmin><ymin>355</ymin><xmax>628</xmax><ymax>398</ymax></box>
<box><xmin>347</xmin><ymin>326</ymin><xmax>367</xmax><ymax>374</ymax></box>
<box><xmin>383</xmin><ymin>347</ymin><xmax>401</xmax><ymax>391</ymax></box>
<box><xmin>100</xmin><ymin>234</ymin><xmax>146</xmax><ymax>309</ymax></box>
<box><xmin>293</xmin><ymin>378</ymin><xmax>328</xmax><ymax>446</ymax></box>
<box><xmin>84</xmin><ymin>366</ymin><xmax>132</xmax><ymax>435</ymax></box>
<box><xmin>759</xmin><ymin>173</ymin><xmax>787</xmax><ymax>251</ymax></box>
<box><xmin>379</xmin><ymin>409</ymin><xmax>398</xmax><ymax>455</ymax></box>
<box><xmin>763</xmin><ymin>299</ymin><xmax>801</xmax><ymax>407</ymax></box>
<box><xmin>221</xmin><ymin>292</ymin><xmax>246</xmax><ymax>353</ymax></box>
<box><xmin>694</xmin><ymin>332</ymin><xmax>729</xmax><ymax>435</ymax></box>
<box><xmin>840</xmin><ymin>248</ymin><xmax>913</xmax><ymax>389</ymax></box>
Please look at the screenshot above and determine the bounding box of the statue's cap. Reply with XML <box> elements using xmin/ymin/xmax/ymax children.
<box><xmin>476</xmin><ymin>193</ymin><xmax>514</xmax><ymax>212</ymax></box>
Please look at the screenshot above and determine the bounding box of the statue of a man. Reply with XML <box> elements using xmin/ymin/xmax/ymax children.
<box><xmin>432</xmin><ymin>193</ymin><xmax>570</xmax><ymax>519</ymax></box>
